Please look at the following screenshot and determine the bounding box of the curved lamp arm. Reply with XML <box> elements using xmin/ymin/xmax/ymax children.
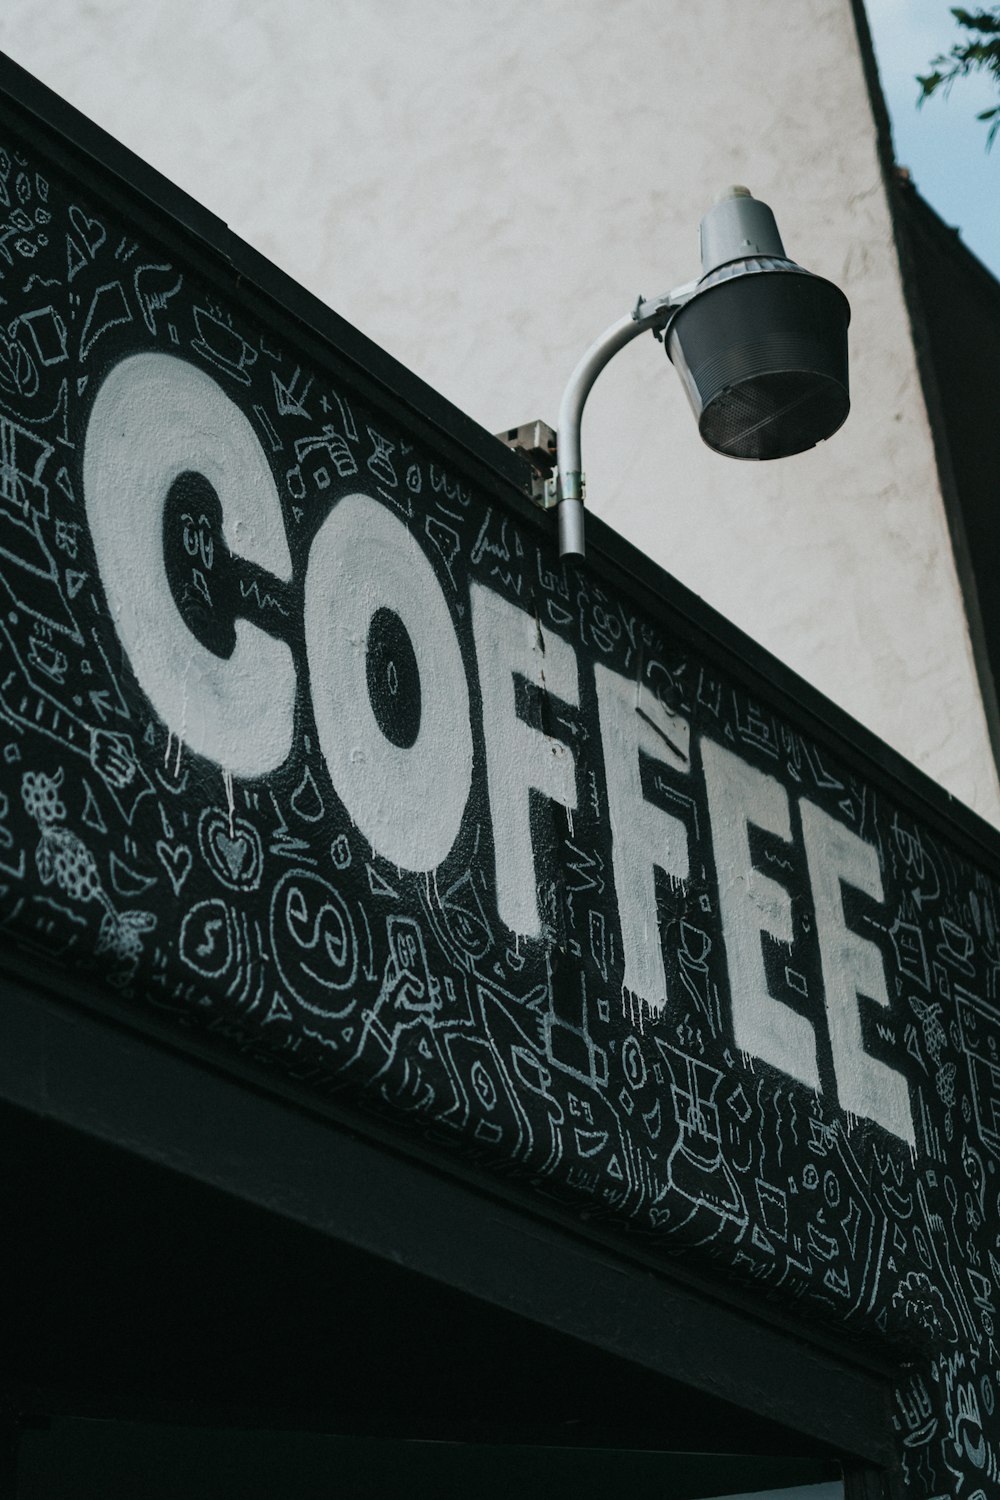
<box><xmin>555</xmin><ymin>286</ymin><xmax>694</xmax><ymax>561</ymax></box>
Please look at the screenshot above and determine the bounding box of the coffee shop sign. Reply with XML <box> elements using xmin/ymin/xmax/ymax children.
<box><xmin>84</xmin><ymin>352</ymin><xmax>914</xmax><ymax>1146</ymax></box>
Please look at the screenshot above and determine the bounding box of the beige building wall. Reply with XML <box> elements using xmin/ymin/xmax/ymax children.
<box><xmin>3</xmin><ymin>0</ymin><xmax>997</xmax><ymax>823</ymax></box>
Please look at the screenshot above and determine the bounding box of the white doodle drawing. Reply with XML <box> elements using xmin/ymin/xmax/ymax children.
<box><xmin>133</xmin><ymin>262</ymin><xmax>183</xmax><ymax>335</ymax></box>
<box><xmin>269</xmin><ymin>867</ymin><xmax>360</xmax><ymax>1018</ymax></box>
<box><xmin>656</xmin><ymin>1044</ymin><xmax>748</xmax><ymax>1238</ymax></box>
<box><xmin>78</xmin><ymin>281</ymin><xmax>133</xmax><ymax>362</ymax></box>
<box><xmin>19</xmin><ymin>304</ymin><xmax>68</xmax><ymax>367</ymax></box>
<box><xmin>21</xmin><ymin>766</ymin><xmax>154</xmax><ymax>981</ymax></box>
<box><xmin>190</xmin><ymin>305</ymin><xmax>258</xmax><ymax>384</ymax></box>
<box><xmin>365</xmin><ymin>427</ymin><xmax>397</xmax><ymax>488</ymax></box>
<box><xmin>285</xmin><ymin>425</ymin><xmax>358</xmax><ymax>498</ymax></box>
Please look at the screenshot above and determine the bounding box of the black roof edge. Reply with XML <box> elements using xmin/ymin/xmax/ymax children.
<box><xmin>4</xmin><ymin>47</ymin><xmax>1000</xmax><ymax>879</ymax></box>
<box><xmin>893</xmin><ymin>166</ymin><xmax>1000</xmax><ymax>302</ymax></box>
<box><xmin>847</xmin><ymin>0</ymin><xmax>1000</xmax><ymax>847</ymax></box>
<box><xmin>887</xmin><ymin>167</ymin><xmax>1000</xmax><ymax>785</ymax></box>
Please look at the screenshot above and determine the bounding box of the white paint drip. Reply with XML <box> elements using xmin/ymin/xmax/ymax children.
<box><xmin>223</xmin><ymin>767</ymin><xmax>235</xmax><ymax>838</ymax></box>
<box><xmin>620</xmin><ymin>983</ymin><xmax>647</xmax><ymax>1035</ymax></box>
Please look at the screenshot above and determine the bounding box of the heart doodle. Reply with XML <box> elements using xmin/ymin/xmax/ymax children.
<box><xmin>197</xmin><ymin>807</ymin><xmax>263</xmax><ymax>891</ymax></box>
<box><xmin>68</xmin><ymin>203</ymin><xmax>107</xmax><ymax>259</ymax></box>
<box><xmin>156</xmin><ymin>839</ymin><xmax>193</xmax><ymax>895</ymax></box>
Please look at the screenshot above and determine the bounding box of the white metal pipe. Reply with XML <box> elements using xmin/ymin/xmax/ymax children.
<box><xmin>556</xmin><ymin>310</ymin><xmax>662</xmax><ymax>561</ymax></box>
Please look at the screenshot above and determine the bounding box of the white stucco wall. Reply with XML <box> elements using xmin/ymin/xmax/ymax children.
<box><xmin>3</xmin><ymin>0</ymin><xmax>997</xmax><ymax>823</ymax></box>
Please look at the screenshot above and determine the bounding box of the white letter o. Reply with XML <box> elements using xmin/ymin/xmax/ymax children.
<box><xmin>305</xmin><ymin>494</ymin><xmax>472</xmax><ymax>872</ymax></box>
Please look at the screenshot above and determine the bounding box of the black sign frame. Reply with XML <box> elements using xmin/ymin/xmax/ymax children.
<box><xmin>2</xmin><ymin>50</ymin><xmax>999</xmax><ymax>1496</ymax></box>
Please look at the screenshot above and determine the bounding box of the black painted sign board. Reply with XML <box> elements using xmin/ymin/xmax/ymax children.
<box><xmin>1</xmin><ymin>54</ymin><xmax>999</xmax><ymax>1496</ymax></box>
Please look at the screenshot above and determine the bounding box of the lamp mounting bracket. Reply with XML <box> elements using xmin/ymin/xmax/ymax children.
<box><xmin>494</xmin><ymin>420</ymin><xmax>560</xmax><ymax>510</ymax></box>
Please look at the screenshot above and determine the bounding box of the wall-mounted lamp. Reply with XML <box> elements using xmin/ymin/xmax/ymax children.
<box><xmin>502</xmin><ymin>188</ymin><xmax>850</xmax><ymax>561</ymax></box>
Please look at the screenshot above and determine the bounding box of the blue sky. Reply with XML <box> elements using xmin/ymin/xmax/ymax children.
<box><xmin>866</xmin><ymin>0</ymin><xmax>1000</xmax><ymax>275</ymax></box>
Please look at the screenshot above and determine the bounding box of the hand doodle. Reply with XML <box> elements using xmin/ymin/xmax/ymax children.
<box><xmin>89</xmin><ymin>728</ymin><xmax>136</xmax><ymax>789</ymax></box>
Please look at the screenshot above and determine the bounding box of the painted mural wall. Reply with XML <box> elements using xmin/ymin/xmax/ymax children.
<box><xmin>1</xmin><ymin>89</ymin><xmax>999</xmax><ymax>1497</ymax></box>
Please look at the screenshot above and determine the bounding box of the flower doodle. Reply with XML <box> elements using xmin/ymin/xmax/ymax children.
<box><xmin>21</xmin><ymin>767</ymin><xmax>154</xmax><ymax>981</ymax></box>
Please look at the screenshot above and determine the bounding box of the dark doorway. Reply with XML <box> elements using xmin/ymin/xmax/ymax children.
<box><xmin>0</xmin><ymin>977</ymin><xmax>889</xmax><ymax>1497</ymax></box>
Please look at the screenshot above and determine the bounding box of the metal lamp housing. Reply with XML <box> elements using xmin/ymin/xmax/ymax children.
<box><xmin>519</xmin><ymin>186</ymin><xmax>854</xmax><ymax>560</ymax></box>
<box><xmin>666</xmin><ymin>191</ymin><xmax>851</xmax><ymax>462</ymax></box>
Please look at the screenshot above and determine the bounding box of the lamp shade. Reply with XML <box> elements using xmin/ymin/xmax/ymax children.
<box><xmin>666</xmin><ymin>262</ymin><xmax>851</xmax><ymax>462</ymax></box>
